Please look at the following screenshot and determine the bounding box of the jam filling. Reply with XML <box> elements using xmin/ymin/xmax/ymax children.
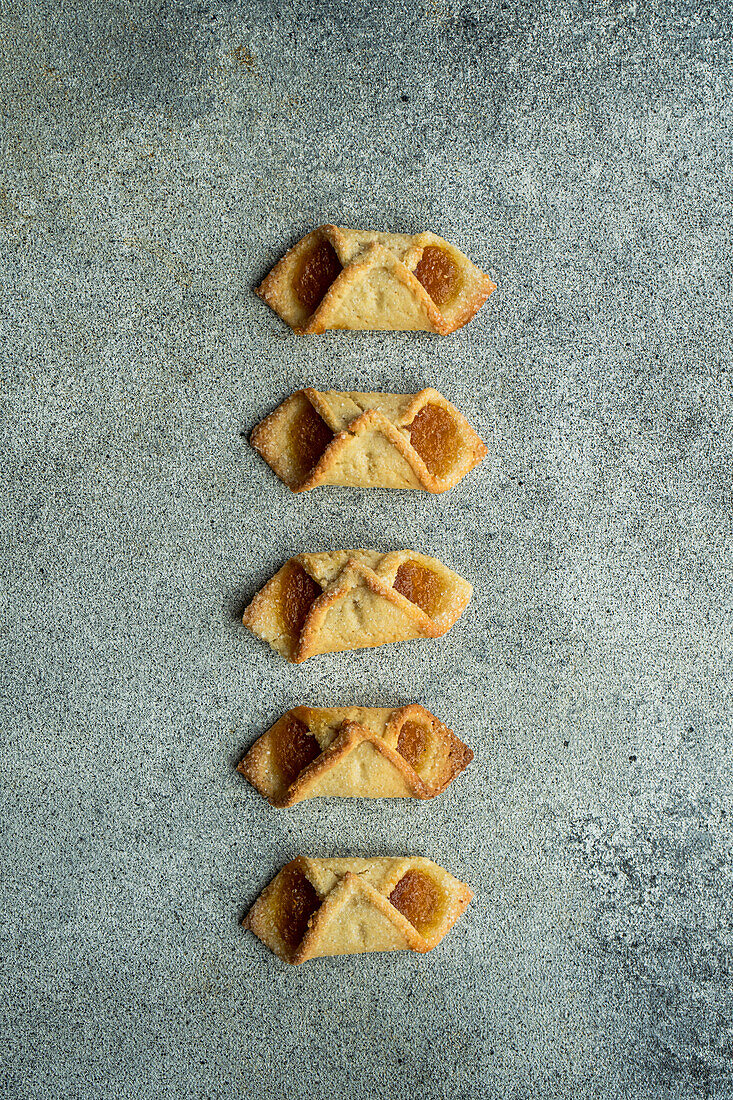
<box><xmin>392</xmin><ymin>561</ymin><xmax>443</xmax><ymax>619</ymax></box>
<box><xmin>278</xmin><ymin>561</ymin><xmax>322</xmax><ymax>640</ymax></box>
<box><xmin>389</xmin><ymin>870</ymin><xmax>441</xmax><ymax>936</ymax></box>
<box><xmin>408</xmin><ymin>402</ymin><xmax>461</xmax><ymax>478</ymax></box>
<box><xmin>274</xmin><ymin>865</ymin><xmax>322</xmax><ymax>948</ymax></box>
<box><xmin>396</xmin><ymin>720</ymin><xmax>428</xmax><ymax>772</ymax></box>
<box><xmin>289</xmin><ymin>400</ymin><xmax>334</xmax><ymax>480</ymax></box>
<box><xmin>413</xmin><ymin>245</ymin><xmax>459</xmax><ymax>306</ymax></box>
<box><xmin>293</xmin><ymin>238</ymin><xmax>343</xmax><ymax>314</ymax></box>
<box><xmin>273</xmin><ymin>715</ymin><xmax>321</xmax><ymax>787</ymax></box>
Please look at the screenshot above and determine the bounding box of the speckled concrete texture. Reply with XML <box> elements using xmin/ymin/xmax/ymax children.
<box><xmin>1</xmin><ymin>1</ymin><xmax>732</xmax><ymax>1097</ymax></box>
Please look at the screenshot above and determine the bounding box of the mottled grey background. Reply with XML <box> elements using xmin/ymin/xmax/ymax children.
<box><xmin>1</xmin><ymin>0</ymin><xmax>732</xmax><ymax>1097</ymax></box>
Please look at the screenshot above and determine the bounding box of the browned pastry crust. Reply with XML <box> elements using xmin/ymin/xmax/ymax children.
<box><xmin>241</xmin><ymin>549</ymin><xmax>472</xmax><ymax>663</ymax></box>
<box><xmin>243</xmin><ymin>856</ymin><xmax>473</xmax><ymax>963</ymax></box>
<box><xmin>239</xmin><ymin>704</ymin><xmax>473</xmax><ymax>806</ymax></box>
<box><xmin>250</xmin><ymin>387</ymin><xmax>488</xmax><ymax>493</ymax></box>
<box><xmin>256</xmin><ymin>225</ymin><xmax>496</xmax><ymax>334</ymax></box>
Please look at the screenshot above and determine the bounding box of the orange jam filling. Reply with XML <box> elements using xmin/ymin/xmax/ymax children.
<box><xmin>273</xmin><ymin>715</ymin><xmax>321</xmax><ymax>787</ymax></box>
<box><xmin>407</xmin><ymin>402</ymin><xmax>461</xmax><ymax>478</ymax></box>
<box><xmin>389</xmin><ymin>870</ymin><xmax>441</xmax><ymax>936</ymax></box>
<box><xmin>289</xmin><ymin>399</ymin><xmax>333</xmax><ymax>480</ymax></box>
<box><xmin>393</xmin><ymin>560</ymin><xmax>444</xmax><ymax>619</ymax></box>
<box><xmin>274</xmin><ymin>865</ymin><xmax>322</xmax><ymax>948</ymax></box>
<box><xmin>293</xmin><ymin>238</ymin><xmax>342</xmax><ymax>314</ymax></box>
<box><xmin>278</xmin><ymin>561</ymin><xmax>322</xmax><ymax>640</ymax></box>
<box><xmin>396</xmin><ymin>720</ymin><xmax>428</xmax><ymax>772</ymax></box>
<box><xmin>413</xmin><ymin>245</ymin><xmax>460</xmax><ymax>306</ymax></box>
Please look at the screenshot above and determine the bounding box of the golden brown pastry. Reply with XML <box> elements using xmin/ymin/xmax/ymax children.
<box><xmin>239</xmin><ymin>705</ymin><xmax>473</xmax><ymax>806</ymax></box>
<box><xmin>244</xmin><ymin>856</ymin><xmax>473</xmax><ymax>963</ymax></box>
<box><xmin>241</xmin><ymin>549</ymin><xmax>472</xmax><ymax>663</ymax></box>
<box><xmin>256</xmin><ymin>225</ymin><xmax>496</xmax><ymax>334</ymax></box>
<box><xmin>250</xmin><ymin>387</ymin><xmax>487</xmax><ymax>493</ymax></box>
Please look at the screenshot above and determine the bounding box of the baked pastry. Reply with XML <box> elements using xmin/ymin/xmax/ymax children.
<box><xmin>250</xmin><ymin>387</ymin><xmax>487</xmax><ymax>493</ymax></box>
<box><xmin>241</xmin><ymin>549</ymin><xmax>472</xmax><ymax>663</ymax></box>
<box><xmin>244</xmin><ymin>856</ymin><xmax>473</xmax><ymax>963</ymax></box>
<box><xmin>256</xmin><ymin>225</ymin><xmax>496</xmax><ymax>334</ymax></box>
<box><xmin>239</xmin><ymin>704</ymin><xmax>473</xmax><ymax>806</ymax></box>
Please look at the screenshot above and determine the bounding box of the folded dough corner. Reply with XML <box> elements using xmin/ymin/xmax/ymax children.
<box><xmin>250</xmin><ymin>387</ymin><xmax>487</xmax><ymax>493</ymax></box>
<box><xmin>256</xmin><ymin>225</ymin><xmax>496</xmax><ymax>334</ymax></box>
<box><xmin>241</xmin><ymin>549</ymin><xmax>472</xmax><ymax>663</ymax></box>
<box><xmin>243</xmin><ymin>856</ymin><xmax>473</xmax><ymax>963</ymax></box>
<box><xmin>239</xmin><ymin>704</ymin><xmax>473</xmax><ymax>806</ymax></box>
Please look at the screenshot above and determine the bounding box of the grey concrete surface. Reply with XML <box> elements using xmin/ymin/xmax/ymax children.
<box><xmin>1</xmin><ymin>1</ymin><xmax>732</xmax><ymax>1097</ymax></box>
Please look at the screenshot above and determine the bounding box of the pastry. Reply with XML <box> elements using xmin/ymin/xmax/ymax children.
<box><xmin>239</xmin><ymin>704</ymin><xmax>473</xmax><ymax>806</ymax></box>
<box><xmin>244</xmin><ymin>856</ymin><xmax>473</xmax><ymax>963</ymax></box>
<box><xmin>250</xmin><ymin>387</ymin><xmax>487</xmax><ymax>493</ymax></box>
<box><xmin>256</xmin><ymin>225</ymin><xmax>496</xmax><ymax>334</ymax></box>
<box><xmin>241</xmin><ymin>549</ymin><xmax>472</xmax><ymax>663</ymax></box>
